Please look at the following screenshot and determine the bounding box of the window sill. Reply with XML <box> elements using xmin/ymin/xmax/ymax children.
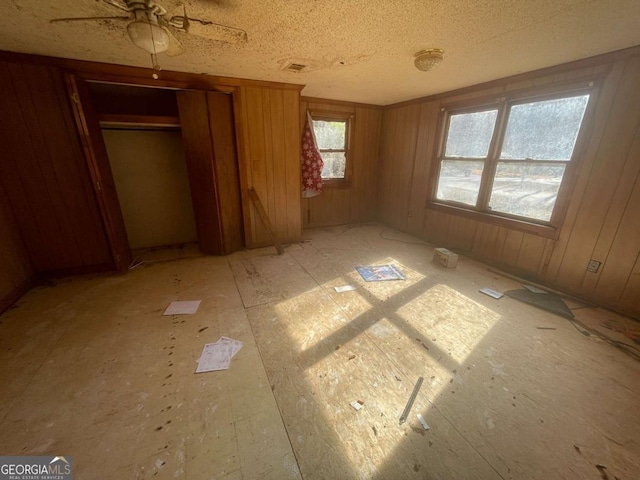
<box><xmin>426</xmin><ymin>202</ymin><xmax>560</xmax><ymax>239</ymax></box>
<box><xmin>322</xmin><ymin>179</ymin><xmax>352</xmax><ymax>189</ymax></box>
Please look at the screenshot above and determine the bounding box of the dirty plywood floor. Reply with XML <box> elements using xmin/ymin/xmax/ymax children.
<box><xmin>0</xmin><ymin>224</ymin><xmax>638</xmax><ymax>479</ymax></box>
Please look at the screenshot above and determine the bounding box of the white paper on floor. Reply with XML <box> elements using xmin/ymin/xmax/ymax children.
<box><xmin>479</xmin><ymin>288</ymin><xmax>504</xmax><ymax>299</ymax></box>
<box><xmin>334</xmin><ymin>285</ymin><xmax>356</xmax><ymax>293</ymax></box>
<box><xmin>163</xmin><ymin>300</ymin><xmax>202</xmax><ymax>315</ymax></box>
<box><xmin>196</xmin><ymin>336</ymin><xmax>244</xmax><ymax>373</ymax></box>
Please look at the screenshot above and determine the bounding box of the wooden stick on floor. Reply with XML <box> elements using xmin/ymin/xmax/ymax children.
<box><xmin>248</xmin><ymin>188</ymin><xmax>285</xmax><ymax>255</ymax></box>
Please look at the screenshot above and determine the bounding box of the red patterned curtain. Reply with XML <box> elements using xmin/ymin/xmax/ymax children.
<box><xmin>301</xmin><ymin>111</ymin><xmax>324</xmax><ymax>198</ymax></box>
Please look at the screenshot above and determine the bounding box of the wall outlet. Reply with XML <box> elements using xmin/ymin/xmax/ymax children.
<box><xmin>587</xmin><ymin>259</ymin><xmax>601</xmax><ymax>273</ymax></box>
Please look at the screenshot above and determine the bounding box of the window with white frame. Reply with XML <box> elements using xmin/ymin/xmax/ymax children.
<box><xmin>311</xmin><ymin>114</ymin><xmax>350</xmax><ymax>181</ymax></box>
<box><xmin>433</xmin><ymin>87</ymin><xmax>592</xmax><ymax>230</ymax></box>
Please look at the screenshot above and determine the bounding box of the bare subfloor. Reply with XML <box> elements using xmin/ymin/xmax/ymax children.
<box><xmin>0</xmin><ymin>224</ymin><xmax>638</xmax><ymax>479</ymax></box>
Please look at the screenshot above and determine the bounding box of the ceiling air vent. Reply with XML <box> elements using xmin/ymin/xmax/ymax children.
<box><xmin>284</xmin><ymin>63</ymin><xmax>306</xmax><ymax>73</ymax></box>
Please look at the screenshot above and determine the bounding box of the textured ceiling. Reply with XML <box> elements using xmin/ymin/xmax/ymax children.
<box><xmin>0</xmin><ymin>0</ymin><xmax>639</xmax><ymax>105</ymax></box>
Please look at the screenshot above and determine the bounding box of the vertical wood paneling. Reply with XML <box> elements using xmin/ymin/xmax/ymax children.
<box><xmin>515</xmin><ymin>234</ymin><xmax>548</xmax><ymax>274</ymax></box>
<box><xmin>0</xmin><ymin>61</ymin><xmax>112</xmax><ymax>274</ymax></box>
<box><xmin>177</xmin><ymin>90</ymin><xmax>224</xmax><ymax>254</ymax></box>
<box><xmin>379</xmin><ymin>50</ymin><xmax>640</xmax><ymax>317</ymax></box>
<box><xmin>620</xmin><ymin>256</ymin><xmax>640</xmax><ymax>318</ymax></box>
<box><xmin>581</xmin><ymin>122</ymin><xmax>640</xmax><ymax>296</ymax></box>
<box><xmin>269</xmin><ymin>89</ymin><xmax>288</xmax><ymax>238</ymax></box>
<box><xmin>66</xmin><ymin>75</ymin><xmax>131</xmax><ymax>271</ymax></box>
<box><xmin>300</xmin><ymin>99</ymin><xmax>381</xmax><ymax>228</ymax></box>
<box><xmin>593</xmin><ymin>169</ymin><xmax>640</xmax><ymax>304</ymax></box>
<box><xmin>378</xmin><ymin>104</ymin><xmax>421</xmax><ymax>230</ymax></box>
<box><xmin>543</xmin><ymin>62</ymin><xmax>627</xmax><ymax>280</ymax></box>
<box><xmin>237</xmin><ymin>86</ymin><xmax>301</xmax><ymax>247</ymax></box>
<box><xmin>553</xmin><ymin>56</ymin><xmax>640</xmax><ymax>292</ymax></box>
<box><xmin>283</xmin><ymin>90</ymin><xmax>302</xmax><ymax>240</ymax></box>
<box><xmin>350</xmin><ymin>106</ymin><xmax>382</xmax><ymax>224</ymax></box>
<box><xmin>207</xmin><ymin>92</ymin><xmax>244</xmax><ymax>253</ymax></box>
<box><xmin>472</xmin><ymin>223</ymin><xmax>501</xmax><ymax>260</ymax></box>
<box><xmin>407</xmin><ymin>102</ymin><xmax>440</xmax><ymax>235</ymax></box>
<box><xmin>0</xmin><ymin>183</ymin><xmax>34</xmax><ymax>312</ymax></box>
<box><xmin>177</xmin><ymin>91</ymin><xmax>244</xmax><ymax>255</ymax></box>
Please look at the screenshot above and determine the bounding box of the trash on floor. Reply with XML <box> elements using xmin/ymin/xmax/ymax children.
<box><xmin>334</xmin><ymin>285</ymin><xmax>357</xmax><ymax>293</ymax></box>
<box><xmin>356</xmin><ymin>264</ymin><xmax>406</xmax><ymax>282</ymax></box>
<box><xmin>350</xmin><ymin>400</ymin><xmax>363</xmax><ymax>411</ymax></box>
<box><xmin>195</xmin><ymin>336</ymin><xmax>243</xmax><ymax>373</ymax></box>
<box><xmin>523</xmin><ymin>284</ymin><xmax>548</xmax><ymax>294</ymax></box>
<box><xmin>479</xmin><ymin>287</ymin><xmax>504</xmax><ymax>299</ymax></box>
<box><xmin>163</xmin><ymin>300</ymin><xmax>202</xmax><ymax>315</ymax></box>
<box><xmin>417</xmin><ymin>414</ymin><xmax>430</xmax><ymax>430</ymax></box>
<box><xmin>601</xmin><ymin>319</ymin><xmax>640</xmax><ymax>344</ymax></box>
<box><xmin>536</xmin><ymin>327</ymin><xmax>557</xmax><ymax>330</ymax></box>
<box><xmin>433</xmin><ymin>248</ymin><xmax>458</xmax><ymax>268</ymax></box>
<box><xmin>399</xmin><ymin>376</ymin><xmax>424</xmax><ymax>425</ymax></box>
<box><xmin>505</xmin><ymin>289</ymin><xmax>574</xmax><ymax>319</ymax></box>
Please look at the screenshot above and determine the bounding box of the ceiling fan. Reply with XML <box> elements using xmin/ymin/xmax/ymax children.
<box><xmin>51</xmin><ymin>0</ymin><xmax>247</xmax><ymax>74</ymax></box>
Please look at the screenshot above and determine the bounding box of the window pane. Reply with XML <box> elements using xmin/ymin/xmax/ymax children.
<box><xmin>436</xmin><ymin>160</ymin><xmax>485</xmax><ymax>206</ymax></box>
<box><xmin>312</xmin><ymin>120</ymin><xmax>346</xmax><ymax>149</ymax></box>
<box><xmin>489</xmin><ymin>163</ymin><xmax>566</xmax><ymax>221</ymax></box>
<box><xmin>445</xmin><ymin>110</ymin><xmax>498</xmax><ymax>158</ymax></box>
<box><xmin>320</xmin><ymin>152</ymin><xmax>346</xmax><ymax>179</ymax></box>
<box><xmin>500</xmin><ymin>95</ymin><xmax>589</xmax><ymax>161</ymax></box>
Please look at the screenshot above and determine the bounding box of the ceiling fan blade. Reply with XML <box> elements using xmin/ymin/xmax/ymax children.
<box><xmin>102</xmin><ymin>0</ymin><xmax>130</xmax><ymax>12</ymax></box>
<box><xmin>168</xmin><ymin>16</ymin><xmax>248</xmax><ymax>44</ymax></box>
<box><xmin>162</xmin><ymin>26</ymin><xmax>185</xmax><ymax>57</ymax></box>
<box><xmin>50</xmin><ymin>16</ymin><xmax>131</xmax><ymax>23</ymax></box>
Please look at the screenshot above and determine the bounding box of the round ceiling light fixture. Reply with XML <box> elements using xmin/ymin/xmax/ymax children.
<box><xmin>414</xmin><ymin>48</ymin><xmax>444</xmax><ymax>72</ymax></box>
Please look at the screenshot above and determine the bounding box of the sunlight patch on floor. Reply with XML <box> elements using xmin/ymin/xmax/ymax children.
<box><xmin>396</xmin><ymin>284</ymin><xmax>501</xmax><ymax>364</ymax></box>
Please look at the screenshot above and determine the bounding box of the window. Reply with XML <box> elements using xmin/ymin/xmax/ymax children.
<box><xmin>433</xmin><ymin>87</ymin><xmax>593</xmax><ymax>234</ymax></box>
<box><xmin>311</xmin><ymin>113</ymin><xmax>351</xmax><ymax>182</ymax></box>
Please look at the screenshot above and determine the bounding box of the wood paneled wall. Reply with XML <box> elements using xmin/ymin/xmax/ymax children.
<box><xmin>177</xmin><ymin>90</ymin><xmax>244</xmax><ymax>255</ymax></box>
<box><xmin>378</xmin><ymin>48</ymin><xmax>640</xmax><ymax>318</ymax></box>
<box><xmin>0</xmin><ymin>184</ymin><xmax>34</xmax><ymax>313</ymax></box>
<box><xmin>0</xmin><ymin>61</ymin><xmax>112</xmax><ymax>275</ymax></box>
<box><xmin>236</xmin><ymin>87</ymin><xmax>302</xmax><ymax>247</ymax></box>
<box><xmin>300</xmin><ymin>98</ymin><xmax>382</xmax><ymax>227</ymax></box>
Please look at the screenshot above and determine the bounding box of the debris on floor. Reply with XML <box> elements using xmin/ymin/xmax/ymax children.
<box><xmin>350</xmin><ymin>400</ymin><xmax>363</xmax><ymax>411</ymax></box>
<box><xmin>163</xmin><ymin>300</ymin><xmax>202</xmax><ymax>315</ymax></box>
<box><xmin>433</xmin><ymin>248</ymin><xmax>458</xmax><ymax>268</ymax></box>
<box><xmin>505</xmin><ymin>289</ymin><xmax>574</xmax><ymax>319</ymax></box>
<box><xmin>417</xmin><ymin>414</ymin><xmax>430</xmax><ymax>430</ymax></box>
<box><xmin>334</xmin><ymin>285</ymin><xmax>356</xmax><ymax>293</ymax></box>
<box><xmin>601</xmin><ymin>319</ymin><xmax>640</xmax><ymax>344</ymax></box>
<box><xmin>356</xmin><ymin>264</ymin><xmax>406</xmax><ymax>282</ymax></box>
<box><xmin>523</xmin><ymin>284</ymin><xmax>548</xmax><ymax>294</ymax></box>
<box><xmin>536</xmin><ymin>327</ymin><xmax>557</xmax><ymax>330</ymax></box>
<box><xmin>399</xmin><ymin>376</ymin><xmax>424</xmax><ymax>425</ymax></box>
<box><xmin>479</xmin><ymin>287</ymin><xmax>504</xmax><ymax>299</ymax></box>
<box><xmin>195</xmin><ymin>336</ymin><xmax>243</xmax><ymax>373</ymax></box>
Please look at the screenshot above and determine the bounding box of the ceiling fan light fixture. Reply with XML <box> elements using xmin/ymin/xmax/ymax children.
<box><xmin>127</xmin><ymin>20</ymin><xmax>170</xmax><ymax>54</ymax></box>
<box><xmin>414</xmin><ymin>48</ymin><xmax>444</xmax><ymax>72</ymax></box>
